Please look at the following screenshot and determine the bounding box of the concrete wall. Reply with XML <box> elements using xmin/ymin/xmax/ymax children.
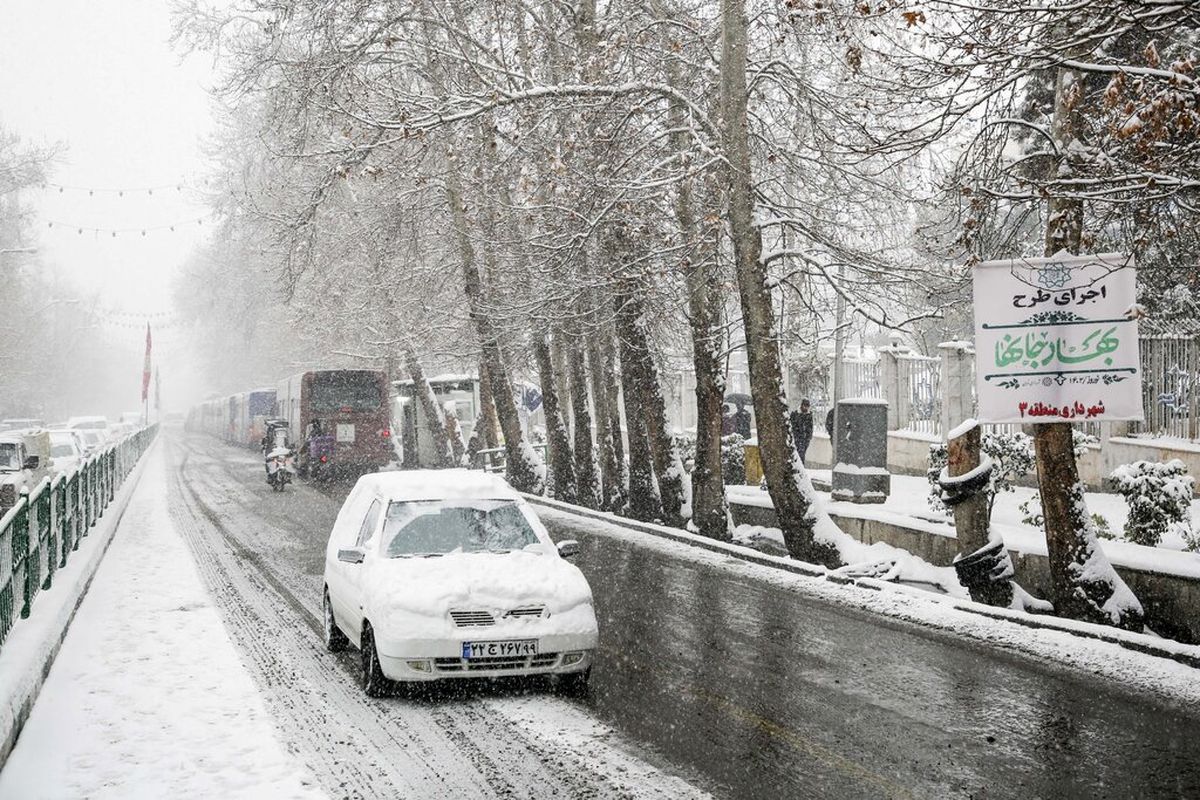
<box><xmin>1097</xmin><ymin>437</ymin><xmax>1200</xmax><ymax>496</ymax></box>
<box><xmin>729</xmin><ymin>499</ymin><xmax>1200</xmax><ymax>644</ymax></box>
<box><xmin>804</xmin><ymin>430</ymin><xmax>933</xmax><ymax>477</ymax></box>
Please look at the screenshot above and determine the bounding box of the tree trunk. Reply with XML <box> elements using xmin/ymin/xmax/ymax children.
<box><xmin>569</xmin><ymin>336</ymin><xmax>601</xmax><ymax>509</ymax></box>
<box><xmin>614</xmin><ymin>294</ymin><xmax>661</xmax><ymax>521</ymax></box>
<box><xmin>588</xmin><ymin>327</ymin><xmax>623</xmax><ymax>511</ymax></box>
<box><xmin>666</xmin><ymin>83</ymin><xmax>730</xmax><ymax>539</ymax></box>
<box><xmin>1033</xmin><ymin>65</ymin><xmax>1142</xmax><ymax>630</ymax></box>
<box><xmin>533</xmin><ymin>326</ymin><xmax>578</xmax><ymax>503</ymax></box>
<box><xmin>478</xmin><ymin>358</ymin><xmax>501</xmax><ymax>450</ymax></box>
<box><xmin>603</xmin><ymin>327</ymin><xmax>626</xmax><ymax>474</ymax></box>
<box><xmin>718</xmin><ymin>0</ymin><xmax>839</xmax><ymax>566</ymax></box>
<box><xmin>403</xmin><ymin>346</ymin><xmax>453</xmax><ymax>468</ymax></box>
<box><xmin>444</xmin><ymin>156</ymin><xmax>543</xmax><ymax>493</ymax></box>
<box><xmin>615</xmin><ymin>283</ymin><xmax>686</xmax><ymax>527</ymax></box>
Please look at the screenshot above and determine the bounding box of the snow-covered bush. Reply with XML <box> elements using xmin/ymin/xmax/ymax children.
<box><xmin>721</xmin><ymin>434</ymin><xmax>746</xmax><ymax>485</ymax></box>
<box><xmin>1109</xmin><ymin>459</ymin><xmax>1195</xmax><ymax>547</ymax></box>
<box><xmin>927</xmin><ymin>431</ymin><xmax>1034</xmax><ymax>517</ymax></box>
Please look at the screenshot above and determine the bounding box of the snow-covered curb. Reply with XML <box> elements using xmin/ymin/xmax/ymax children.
<box><xmin>525</xmin><ymin>493</ymin><xmax>1200</xmax><ymax>672</ymax></box>
<box><xmin>0</xmin><ymin>438</ymin><xmax>156</xmax><ymax>767</ymax></box>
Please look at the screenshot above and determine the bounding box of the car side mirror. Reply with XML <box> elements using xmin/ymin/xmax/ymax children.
<box><xmin>337</xmin><ymin>547</ymin><xmax>365</xmax><ymax>564</ymax></box>
<box><xmin>23</xmin><ymin>455</ymin><xmax>39</xmax><ymax>470</ymax></box>
<box><xmin>556</xmin><ymin>540</ymin><xmax>580</xmax><ymax>560</ymax></box>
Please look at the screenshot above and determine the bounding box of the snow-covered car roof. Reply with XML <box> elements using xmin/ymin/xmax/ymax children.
<box><xmin>67</xmin><ymin>416</ymin><xmax>109</xmax><ymax>428</ymax></box>
<box><xmin>354</xmin><ymin>469</ymin><xmax>522</xmax><ymax>503</ymax></box>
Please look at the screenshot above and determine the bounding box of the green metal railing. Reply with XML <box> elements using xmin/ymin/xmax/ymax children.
<box><xmin>0</xmin><ymin>424</ymin><xmax>157</xmax><ymax>652</ymax></box>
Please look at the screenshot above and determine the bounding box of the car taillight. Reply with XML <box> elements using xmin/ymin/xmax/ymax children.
<box><xmin>380</xmin><ymin>429</ymin><xmax>390</xmax><ymax>438</ymax></box>
<box><xmin>320</xmin><ymin>455</ymin><xmax>328</xmax><ymax>463</ymax></box>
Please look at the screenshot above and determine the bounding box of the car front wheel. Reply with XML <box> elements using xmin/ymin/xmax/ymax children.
<box><xmin>557</xmin><ymin>667</ymin><xmax>591</xmax><ymax>698</ymax></box>
<box><xmin>361</xmin><ymin>625</ymin><xmax>388</xmax><ymax>697</ymax></box>
<box><xmin>323</xmin><ymin>590</ymin><xmax>348</xmax><ymax>652</ymax></box>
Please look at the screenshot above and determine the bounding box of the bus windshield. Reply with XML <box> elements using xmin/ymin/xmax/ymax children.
<box><xmin>311</xmin><ymin>372</ymin><xmax>382</xmax><ymax>413</ymax></box>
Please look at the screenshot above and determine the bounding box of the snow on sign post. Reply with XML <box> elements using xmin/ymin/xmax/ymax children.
<box><xmin>973</xmin><ymin>252</ymin><xmax>1143</xmax><ymax>424</ymax></box>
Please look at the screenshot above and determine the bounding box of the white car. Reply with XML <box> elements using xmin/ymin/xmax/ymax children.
<box><xmin>323</xmin><ymin>470</ymin><xmax>598</xmax><ymax>697</ymax></box>
<box><xmin>76</xmin><ymin>430</ymin><xmax>105</xmax><ymax>456</ymax></box>
<box><xmin>47</xmin><ymin>429</ymin><xmax>86</xmax><ymax>474</ymax></box>
<box><xmin>67</xmin><ymin>416</ymin><xmax>112</xmax><ymax>442</ymax></box>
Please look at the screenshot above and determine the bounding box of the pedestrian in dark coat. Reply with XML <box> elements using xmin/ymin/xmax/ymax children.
<box><xmin>789</xmin><ymin>399</ymin><xmax>814</xmax><ymax>465</ymax></box>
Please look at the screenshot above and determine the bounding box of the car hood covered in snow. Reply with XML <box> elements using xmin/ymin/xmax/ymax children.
<box><xmin>364</xmin><ymin>548</ymin><xmax>592</xmax><ymax>616</ymax></box>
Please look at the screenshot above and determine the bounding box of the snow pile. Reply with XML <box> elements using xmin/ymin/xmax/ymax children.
<box><xmin>514</xmin><ymin>438</ymin><xmax>548</xmax><ymax>494</ymax></box>
<box><xmin>1066</xmin><ymin>481</ymin><xmax>1144</xmax><ymax>626</ymax></box>
<box><xmin>789</xmin><ymin>452</ymin><xmax>874</xmax><ymax>563</ymax></box>
<box><xmin>733</xmin><ymin>523</ymin><xmax>968</xmax><ymax>598</ymax></box>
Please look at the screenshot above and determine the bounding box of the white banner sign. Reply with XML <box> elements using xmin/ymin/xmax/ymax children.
<box><xmin>973</xmin><ymin>252</ymin><xmax>1143</xmax><ymax>424</ymax></box>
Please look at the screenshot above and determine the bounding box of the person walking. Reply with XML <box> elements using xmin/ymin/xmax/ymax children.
<box><xmin>789</xmin><ymin>399</ymin><xmax>814</xmax><ymax>465</ymax></box>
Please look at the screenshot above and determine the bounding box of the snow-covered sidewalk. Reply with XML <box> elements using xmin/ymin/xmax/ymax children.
<box><xmin>0</xmin><ymin>446</ymin><xmax>323</xmax><ymax>799</ymax></box>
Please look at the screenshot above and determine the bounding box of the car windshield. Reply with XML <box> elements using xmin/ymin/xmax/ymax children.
<box><xmin>51</xmin><ymin>444</ymin><xmax>76</xmax><ymax>457</ymax></box>
<box><xmin>0</xmin><ymin>443</ymin><xmax>20</xmax><ymax>470</ymax></box>
<box><xmin>381</xmin><ymin>499</ymin><xmax>540</xmax><ymax>557</ymax></box>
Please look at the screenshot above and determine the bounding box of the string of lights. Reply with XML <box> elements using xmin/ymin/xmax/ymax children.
<box><xmin>45</xmin><ymin>216</ymin><xmax>208</xmax><ymax>237</ymax></box>
<box><xmin>38</xmin><ymin>178</ymin><xmax>215</xmax><ymax>196</ymax></box>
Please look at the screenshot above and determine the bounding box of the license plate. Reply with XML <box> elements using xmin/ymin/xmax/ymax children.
<box><xmin>336</xmin><ymin>423</ymin><xmax>355</xmax><ymax>442</ymax></box>
<box><xmin>462</xmin><ymin>639</ymin><xmax>538</xmax><ymax>659</ymax></box>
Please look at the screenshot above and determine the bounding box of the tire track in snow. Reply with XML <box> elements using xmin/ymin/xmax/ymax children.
<box><xmin>167</xmin><ymin>435</ymin><xmax>704</xmax><ymax>799</ymax></box>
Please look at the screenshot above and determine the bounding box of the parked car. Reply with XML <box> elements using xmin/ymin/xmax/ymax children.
<box><xmin>77</xmin><ymin>430</ymin><xmax>105</xmax><ymax>456</ymax></box>
<box><xmin>48</xmin><ymin>429</ymin><xmax>86</xmax><ymax>474</ymax></box>
<box><xmin>109</xmin><ymin>422</ymin><xmax>135</xmax><ymax>440</ymax></box>
<box><xmin>67</xmin><ymin>416</ymin><xmax>112</xmax><ymax>442</ymax></box>
<box><xmin>322</xmin><ymin>470</ymin><xmax>598</xmax><ymax>696</ymax></box>
<box><xmin>0</xmin><ymin>432</ymin><xmax>49</xmax><ymax>512</ymax></box>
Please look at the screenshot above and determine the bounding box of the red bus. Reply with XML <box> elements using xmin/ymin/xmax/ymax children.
<box><xmin>275</xmin><ymin>370</ymin><xmax>391</xmax><ymax>476</ymax></box>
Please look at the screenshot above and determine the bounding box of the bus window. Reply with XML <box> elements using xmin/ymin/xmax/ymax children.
<box><xmin>311</xmin><ymin>372</ymin><xmax>382</xmax><ymax>412</ymax></box>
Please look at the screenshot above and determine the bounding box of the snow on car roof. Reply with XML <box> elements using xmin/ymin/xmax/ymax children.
<box><xmin>355</xmin><ymin>469</ymin><xmax>522</xmax><ymax>502</ymax></box>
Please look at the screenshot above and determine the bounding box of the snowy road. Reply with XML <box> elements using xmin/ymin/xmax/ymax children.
<box><xmin>170</xmin><ymin>432</ymin><xmax>1200</xmax><ymax>799</ymax></box>
<box><xmin>165</xmin><ymin>433</ymin><xmax>708</xmax><ymax>800</ymax></box>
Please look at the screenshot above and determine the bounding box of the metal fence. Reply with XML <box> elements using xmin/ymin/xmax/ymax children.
<box><xmin>1136</xmin><ymin>337</ymin><xmax>1200</xmax><ymax>440</ymax></box>
<box><xmin>897</xmin><ymin>353</ymin><xmax>941</xmax><ymax>436</ymax></box>
<box><xmin>0</xmin><ymin>424</ymin><xmax>157</xmax><ymax>652</ymax></box>
<box><xmin>839</xmin><ymin>358</ymin><xmax>882</xmax><ymax>400</ymax></box>
<box><xmin>476</xmin><ymin>442</ymin><xmax>550</xmax><ymax>474</ymax></box>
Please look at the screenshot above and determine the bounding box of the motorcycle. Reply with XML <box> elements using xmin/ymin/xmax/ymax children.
<box><xmin>261</xmin><ymin>419</ymin><xmax>295</xmax><ymax>492</ymax></box>
<box><xmin>266</xmin><ymin>446</ymin><xmax>295</xmax><ymax>492</ymax></box>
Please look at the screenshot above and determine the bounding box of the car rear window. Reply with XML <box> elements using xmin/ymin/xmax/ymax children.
<box><xmin>381</xmin><ymin>500</ymin><xmax>539</xmax><ymax>557</ymax></box>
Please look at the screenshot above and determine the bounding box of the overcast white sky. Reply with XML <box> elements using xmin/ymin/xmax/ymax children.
<box><xmin>1</xmin><ymin>0</ymin><xmax>220</xmax><ymax>406</ymax></box>
<box><xmin>0</xmin><ymin>0</ymin><xmax>215</xmax><ymax>341</ymax></box>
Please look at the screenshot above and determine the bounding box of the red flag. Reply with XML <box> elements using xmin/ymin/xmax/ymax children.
<box><xmin>141</xmin><ymin>324</ymin><xmax>152</xmax><ymax>402</ymax></box>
